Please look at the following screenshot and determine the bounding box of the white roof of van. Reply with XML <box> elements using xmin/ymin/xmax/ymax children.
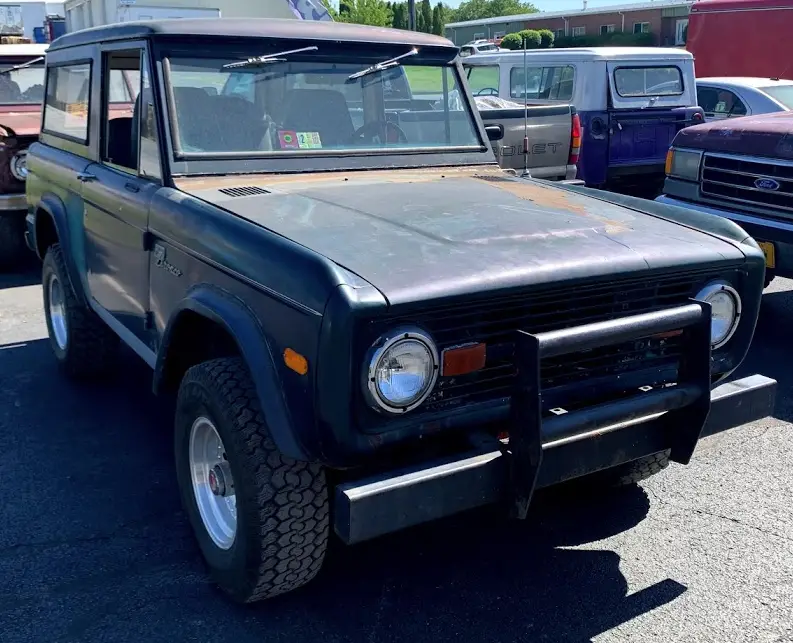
<box><xmin>465</xmin><ymin>47</ymin><xmax>694</xmax><ymax>63</ymax></box>
<box><xmin>0</xmin><ymin>44</ymin><xmax>49</xmax><ymax>57</ymax></box>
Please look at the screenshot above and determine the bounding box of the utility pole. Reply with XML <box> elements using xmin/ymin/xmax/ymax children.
<box><xmin>408</xmin><ymin>0</ymin><xmax>416</xmax><ymax>30</ymax></box>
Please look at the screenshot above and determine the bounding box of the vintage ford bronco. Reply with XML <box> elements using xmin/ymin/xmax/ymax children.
<box><xmin>26</xmin><ymin>19</ymin><xmax>776</xmax><ymax>603</ymax></box>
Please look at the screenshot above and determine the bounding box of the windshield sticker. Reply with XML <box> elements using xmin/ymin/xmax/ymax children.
<box><xmin>278</xmin><ymin>130</ymin><xmax>300</xmax><ymax>149</ymax></box>
<box><xmin>296</xmin><ymin>131</ymin><xmax>322</xmax><ymax>149</ymax></box>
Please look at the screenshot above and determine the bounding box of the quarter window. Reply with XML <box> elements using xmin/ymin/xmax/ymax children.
<box><xmin>510</xmin><ymin>65</ymin><xmax>574</xmax><ymax>101</ymax></box>
<box><xmin>43</xmin><ymin>63</ymin><xmax>91</xmax><ymax>143</ymax></box>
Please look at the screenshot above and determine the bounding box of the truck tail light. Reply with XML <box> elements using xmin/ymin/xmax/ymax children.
<box><xmin>569</xmin><ymin>112</ymin><xmax>582</xmax><ymax>166</ymax></box>
<box><xmin>692</xmin><ymin>111</ymin><xmax>704</xmax><ymax>123</ymax></box>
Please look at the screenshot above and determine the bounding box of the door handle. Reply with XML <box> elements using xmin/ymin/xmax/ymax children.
<box><xmin>76</xmin><ymin>171</ymin><xmax>97</xmax><ymax>182</ymax></box>
<box><xmin>125</xmin><ymin>182</ymin><xmax>140</xmax><ymax>193</ymax></box>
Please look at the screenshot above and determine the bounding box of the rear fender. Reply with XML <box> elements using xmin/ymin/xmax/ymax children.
<box><xmin>154</xmin><ymin>285</ymin><xmax>310</xmax><ymax>462</ymax></box>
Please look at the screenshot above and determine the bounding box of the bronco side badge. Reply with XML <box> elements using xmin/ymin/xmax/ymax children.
<box><xmin>154</xmin><ymin>243</ymin><xmax>183</xmax><ymax>277</ymax></box>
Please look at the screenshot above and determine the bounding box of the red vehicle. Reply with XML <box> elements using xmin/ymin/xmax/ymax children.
<box><xmin>687</xmin><ymin>0</ymin><xmax>793</xmax><ymax>79</ymax></box>
<box><xmin>0</xmin><ymin>44</ymin><xmax>47</xmax><ymax>268</ymax></box>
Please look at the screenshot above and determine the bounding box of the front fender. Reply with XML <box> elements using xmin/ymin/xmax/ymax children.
<box><xmin>154</xmin><ymin>285</ymin><xmax>310</xmax><ymax>462</ymax></box>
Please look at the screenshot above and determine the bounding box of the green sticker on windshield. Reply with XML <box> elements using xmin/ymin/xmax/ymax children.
<box><xmin>296</xmin><ymin>131</ymin><xmax>322</xmax><ymax>149</ymax></box>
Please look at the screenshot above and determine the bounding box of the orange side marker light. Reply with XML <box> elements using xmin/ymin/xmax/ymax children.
<box><xmin>441</xmin><ymin>342</ymin><xmax>487</xmax><ymax>377</ymax></box>
<box><xmin>284</xmin><ymin>348</ymin><xmax>308</xmax><ymax>375</ymax></box>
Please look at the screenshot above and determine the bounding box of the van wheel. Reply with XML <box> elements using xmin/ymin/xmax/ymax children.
<box><xmin>42</xmin><ymin>244</ymin><xmax>118</xmax><ymax>377</ymax></box>
<box><xmin>175</xmin><ymin>357</ymin><xmax>329</xmax><ymax>603</ymax></box>
<box><xmin>0</xmin><ymin>214</ymin><xmax>27</xmax><ymax>271</ymax></box>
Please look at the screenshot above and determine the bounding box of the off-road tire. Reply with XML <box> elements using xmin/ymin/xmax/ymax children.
<box><xmin>42</xmin><ymin>244</ymin><xmax>119</xmax><ymax>377</ymax></box>
<box><xmin>175</xmin><ymin>357</ymin><xmax>330</xmax><ymax>603</ymax></box>
<box><xmin>596</xmin><ymin>450</ymin><xmax>671</xmax><ymax>487</ymax></box>
<box><xmin>0</xmin><ymin>214</ymin><xmax>27</xmax><ymax>271</ymax></box>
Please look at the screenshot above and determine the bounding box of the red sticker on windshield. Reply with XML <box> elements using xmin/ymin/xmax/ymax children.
<box><xmin>278</xmin><ymin>130</ymin><xmax>299</xmax><ymax>149</ymax></box>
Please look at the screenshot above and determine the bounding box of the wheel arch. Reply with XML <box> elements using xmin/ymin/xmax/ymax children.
<box><xmin>154</xmin><ymin>285</ymin><xmax>310</xmax><ymax>462</ymax></box>
<box><xmin>33</xmin><ymin>194</ymin><xmax>87</xmax><ymax>304</ymax></box>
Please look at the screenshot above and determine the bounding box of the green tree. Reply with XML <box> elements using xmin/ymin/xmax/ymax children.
<box><xmin>419</xmin><ymin>0</ymin><xmax>433</xmax><ymax>32</ymax></box>
<box><xmin>538</xmin><ymin>28</ymin><xmax>554</xmax><ymax>48</ymax></box>
<box><xmin>431</xmin><ymin>2</ymin><xmax>445</xmax><ymax>35</ymax></box>
<box><xmin>319</xmin><ymin>0</ymin><xmax>340</xmax><ymax>19</ymax></box>
<box><xmin>392</xmin><ymin>2</ymin><xmax>408</xmax><ymax>29</ymax></box>
<box><xmin>338</xmin><ymin>0</ymin><xmax>393</xmax><ymax>26</ymax></box>
<box><xmin>451</xmin><ymin>0</ymin><xmax>537</xmax><ymax>23</ymax></box>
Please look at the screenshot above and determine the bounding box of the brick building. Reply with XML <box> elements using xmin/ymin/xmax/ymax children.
<box><xmin>445</xmin><ymin>0</ymin><xmax>693</xmax><ymax>48</ymax></box>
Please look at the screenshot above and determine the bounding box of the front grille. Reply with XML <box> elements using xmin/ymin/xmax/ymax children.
<box><xmin>365</xmin><ymin>268</ymin><xmax>736</xmax><ymax>417</ymax></box>
<box><xmin>701</xmin><ymin>153</ymin><xmax>793</xmax><ymax>213</ymax></box>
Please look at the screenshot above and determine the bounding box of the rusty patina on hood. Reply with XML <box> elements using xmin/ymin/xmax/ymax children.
<box><xmin>674</xmin><ymin>111</ymin><xmax>793</xmax><ymax>159</ymax></box>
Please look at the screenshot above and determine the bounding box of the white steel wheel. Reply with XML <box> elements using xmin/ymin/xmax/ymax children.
<box><xmin>189</xmin><ymin>415</ymin><xmax>237</xmax><ymax>550</ymax></box>
<box><xmin>47</xmin><ymin>272</ymin><xmax>69</xmax><ymax>351</ymax></box>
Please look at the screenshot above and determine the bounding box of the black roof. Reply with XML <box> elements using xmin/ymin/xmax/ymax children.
<box><xmin>48</xmin><ymin>18</ymin><xmax>456</xmax><ymax>51</ymax></box>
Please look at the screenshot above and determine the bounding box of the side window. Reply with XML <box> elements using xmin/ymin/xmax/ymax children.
<box><xmin>43</xmin><ymin>63</ymin><xmax>91</xmax><ymax>143</ymax></box>
<box><xmin>510</xmin><ymin>65</ymin><xmax>574</xmax><ymax>101</ymax></box>
<box><xmin>467</xmin><ymin>65</ymin><xmax>499</xmax><ymax>96</ymax></box>
<box><xmin>698</xmin><ymin>86</ymin><xmax>746</xmax><ymax>118</ymax></box>
<box><xmin>102</xmin><ymin>49</ymin><xmax>160</xmax><ymax>179</ymax></box>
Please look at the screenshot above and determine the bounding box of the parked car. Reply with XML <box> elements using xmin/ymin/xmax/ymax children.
<box><xmin>463</xmin><ymin>47</ymin><xmax>705</xmax><ymax>191</ymax></box>
<box><xmin>0</xmin><ymin>44</ymin><xmax>47</xmax><ymax>269</ymax></box>
<box><xmin>459</xmin><ymin>39</ymin><xmax>502</xmax><ymax>56</ymax></box>
<box><xmin>697</xmin><ymin>77</ymin><xmax>793</xmax><ymax>121</ymax></box>
<box><xmin>657</xmin><ymin>111</ymin><xmax>793</xmax><ymax>288</ymax></box>
<box><xmin>26</xmin><ymin>18</ymin><xmax>775</xmax><ymax>604</ymax></box>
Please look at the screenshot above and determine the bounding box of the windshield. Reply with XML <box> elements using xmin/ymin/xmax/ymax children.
<box><xmin>165</xmin><ymin>55</ymin><xmax>481</xmax><ymax>157</ymax></box>
<box><xmin>0</xmin><ymin>60</ymin><xmax>45</xmax><ymax>104</ymax></box>
<box><xmin>759</xmin><ymin>84</ymin><xmax>793</xmax><ymax>110</ymax></box>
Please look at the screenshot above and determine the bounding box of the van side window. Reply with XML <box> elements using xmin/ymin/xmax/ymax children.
<box><xmin>467</xmin><ymin>65</ymin><xmax>499</xmax><ymax>96</ymax></box>
<box><xmin>43</xmin><ymin>63</ymin><xmax>91</xmax><ymax>143</ymax></box>
<box><xmin>509</xmin><ymin>65</ymin><xmax>574</xmax><ymax>101</ymax></box>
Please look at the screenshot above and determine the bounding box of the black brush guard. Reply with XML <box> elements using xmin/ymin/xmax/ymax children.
<box><xmin>334</xmin><ymin>301</ymin><xmax>777</xmax><ymax>545</ymax></box>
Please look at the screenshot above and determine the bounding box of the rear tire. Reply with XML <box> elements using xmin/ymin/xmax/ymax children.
<box><xmin>0</xmin><ymin>214</ymin><xmax>27</xmax><ymax>271</ymax></box>
<box><xmin>175</xmin><ymin>357</ymin><xmax>329</xmax><ymax>603</ymax></box>
<box><xmin>42</xmin><ymin>244</ymin><xmax>118</xmax><ymax>378</ymax></box>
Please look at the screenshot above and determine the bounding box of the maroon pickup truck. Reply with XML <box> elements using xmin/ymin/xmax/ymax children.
<box><xmin>657</xmin><ymin>112</ymin><xmax>793</xmax><ymax>288</ymax></box>
<box><xmin>0</xmin><ymin>44</ymin><xmax>47</xmax><ymax>270</ymax></box>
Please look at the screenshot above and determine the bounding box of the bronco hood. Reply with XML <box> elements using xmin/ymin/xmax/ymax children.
<box><xmin>177</xmin><ymin>167</ymin><xmax>745</xmax><ymax>306</ymax></box>
<box><xmin>674</xmin><ymin>111</ymin><xmax>793</xmax><ymax>160</ymax></box>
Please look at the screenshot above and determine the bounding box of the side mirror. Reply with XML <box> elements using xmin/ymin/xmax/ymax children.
<box><xmin>485</xmin><ymin>124</ymin><xmax>503</xmax><ymax>141</ymax></box>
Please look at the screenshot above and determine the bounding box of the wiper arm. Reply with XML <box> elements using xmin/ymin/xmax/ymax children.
<box><xmin>0</xmin><ymin>56</ymin><xmax>44</xmax><ymax>75</ymax></box>
<box><xmin>348</xmin><ymin>48</ymin><xmax>418</xmax><ymax>80</ymax></box>
<box><xmin>222</xmin><ymin>46</ymin><xmax>318</xmax><ymax>69</ymax></box>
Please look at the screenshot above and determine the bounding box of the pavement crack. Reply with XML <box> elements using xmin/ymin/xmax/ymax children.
<box><xmin>647</xmin><ymin>488</ymin><xmax>793</xmax><ymax>544</ymax></box>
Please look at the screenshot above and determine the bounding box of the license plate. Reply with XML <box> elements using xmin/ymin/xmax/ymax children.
<box><xmin>758</xmin><ymin>241</ymin><xmax>776</xmax><ymax>269</ymax></box>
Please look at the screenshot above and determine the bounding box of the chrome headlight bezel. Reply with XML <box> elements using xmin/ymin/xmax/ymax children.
<box><xmin>9</xmin><ymin>149</ymin><xmax>28</xmax><ymax>181</ymax></box>
<box><xmin>696</xmin><ymin>280</ymin><xmax>742</xmax><ymax>349</ymax></box>
<box><xmin>667</xmin><ymin>148</ymin><xmax>702</xmax><ymax>182</ymax></box>
<box><xmin>363</xmin><ymin>327</ymin><xmax>439</xmax><ymax>414</ymax></box>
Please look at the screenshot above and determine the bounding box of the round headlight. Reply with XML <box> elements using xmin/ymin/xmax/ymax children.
<box><xmin>10</xmin><ymin>150</ymin><xmax>28</xmax><ymax>181</ymax></box>
<box><xmin>364</xmin><ymin>328</ymin><xmax>439</xmax><ymax>414</ymax></box>
<box><xmin>695</xmin><ymin>281</ymin><xmax>741</xmax><ymax>348</ymax></box>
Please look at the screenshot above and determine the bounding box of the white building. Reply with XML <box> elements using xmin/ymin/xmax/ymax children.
<box><xmin>64</xmin><ymin>0</ymin><xmax>327</xmax><ymax>32</ymax></box>
<box><xmin>0</xmin><ymin>1</ymin><xmax>65</xmax><ymax>39</ymax></box>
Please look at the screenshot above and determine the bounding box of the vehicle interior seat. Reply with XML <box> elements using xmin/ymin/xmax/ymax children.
<box><xmin>106</xmin><ymin>116</ymin><xmax>135</xmax><ymax>169</ymax></box>
<box><xmin>278</xmin><ymin>89</ymin><xmax>356</xmax><ymax>147</ymax></box>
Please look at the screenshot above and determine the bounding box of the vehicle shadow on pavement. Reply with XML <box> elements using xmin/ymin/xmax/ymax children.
<box><xmin>0</xmin><ymin>340</ymin><xmax>686</xmax><ymax>643</ymax></box>
<box><xmin>0</xmin><ymin>264</ymin><xmax>40</xmax><ymax>290</ymax></box>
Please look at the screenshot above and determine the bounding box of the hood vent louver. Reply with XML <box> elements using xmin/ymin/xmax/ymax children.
<box><xmin>218</xmin><ymin>186</ymin><xmax>270</xmax><ymax>197</ymax></box>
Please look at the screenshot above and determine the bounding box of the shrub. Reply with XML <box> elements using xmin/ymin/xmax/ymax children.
<box><xmin>500</xmin><ymin>32</ymin><xmax>523</xmax><ymax>50</ymax></box>
<box><xmin>518</xmin><ymin>29</ymin><xmax>542</xmax><ymax>49</ymax></box>
<box><xmin>538</xmin><ymin>28</ymin><xmax>555</xmax><ymax>48</ymax></box>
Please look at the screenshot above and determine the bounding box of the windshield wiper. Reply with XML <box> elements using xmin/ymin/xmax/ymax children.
<box><xmin>0</xmin><ymin>56</ymin><xmax>44</xmax><ymax>75</ymax></box>
<box><xmin>222</xmin><ymin>46</ymin><xmax>318</xmax><ymax>69</ymax></box>
<box><xmin>348</xmin><ymin>48</ymin><xmax>418</xmax><ymax>80</ymax></box>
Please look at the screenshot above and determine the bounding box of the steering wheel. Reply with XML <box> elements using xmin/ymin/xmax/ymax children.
<box><xmin>351</xmin><ymin>120</ymin><xmax>408</xmax><ymax>145</ymax></box>
<box><xmin>475</xmin><ymin>87</ymin><xmax>499</xmax><ymax>97</ymax></box>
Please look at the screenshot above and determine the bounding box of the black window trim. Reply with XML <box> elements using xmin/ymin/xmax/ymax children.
<box><xmin>612</xmin><ymin>64</ymin><xmax>685</xmax><ymax>98</ymax></box>
<box><xmin>41</xmin><ymin>57</ymin><xmax>93</xmax><ymax>146</ymax></box>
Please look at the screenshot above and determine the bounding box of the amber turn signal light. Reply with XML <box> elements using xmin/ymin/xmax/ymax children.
<box><xmin>441</xmin><ymin>342</ymin><xmax>487</xmax><ymax>377</ymax></box>
<box><xmin>284</xmin><ymin>348</ymin><xmax>308</xmax><ymax>375</ymax></box>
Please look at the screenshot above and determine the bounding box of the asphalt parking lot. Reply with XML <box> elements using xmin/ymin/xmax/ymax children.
<box><xmin>0</xmin><ymin>268</ymin><xmax>791</xmax><ymax>643</ymax></box>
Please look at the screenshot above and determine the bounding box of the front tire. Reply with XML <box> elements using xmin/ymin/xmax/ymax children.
<box><xmin>592</xmin><ymin>450</ymin><xmax>671</xmax><ymax>488</ymax></box>
<box><xmin>42</xmin><ymin>244</ymin><xmax>118</xmax><ymax>377</ymax></box>
<box><xmin>175</xmin><ymin>357</ymin><xmax>329</xmax><ymax>603</ymax></box>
